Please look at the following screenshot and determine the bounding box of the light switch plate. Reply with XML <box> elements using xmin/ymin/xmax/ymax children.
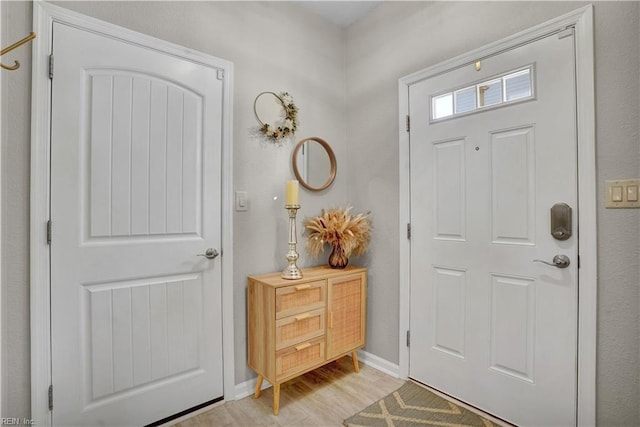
<box><xmin>605</xmin><ymin>179</ymin><xmax>640</xmax><ymax>208</ymax></box>
<box><xmin>611</xmin><ymin>186</ymin><xmax>623</xmax><ymax>202</ymax></box>
<box><xmin>235</xmin><ymin>191</ymin><xmax>248</xmax><ymax>211</ymax></box>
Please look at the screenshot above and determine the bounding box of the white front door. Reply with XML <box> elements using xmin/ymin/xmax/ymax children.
<box><xmin>50</xmin><ymin>21</ymin><xmax>224</xmax><ymax>426</ymax></box>
<box><xmin>409</xmin><ymin>30</ymin><xmax>577</xmax><ymax>426</ymax></box>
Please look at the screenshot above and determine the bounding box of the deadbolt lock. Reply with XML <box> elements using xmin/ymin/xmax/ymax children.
<box><xmin>550</xmin><ymin>203</ymin><xmax>572</xmax><ymax>241</ymax></box>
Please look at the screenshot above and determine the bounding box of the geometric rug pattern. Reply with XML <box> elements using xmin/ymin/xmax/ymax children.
<box><xmin>344</xmin><ymin>381</ymin><xmax>497</xmax><ymax>427</ymax></box>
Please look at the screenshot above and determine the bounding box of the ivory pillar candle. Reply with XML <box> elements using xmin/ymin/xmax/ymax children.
<box><xmin>286</xmin><ymin>180</ymin><xmax>299</xmax><ymax>206</ymax></box>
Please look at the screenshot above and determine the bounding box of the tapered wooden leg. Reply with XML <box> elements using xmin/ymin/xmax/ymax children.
<box><xmin>254</xmin><ymin>375</ymin><xmax>263</xmax><ymax>398</ymax></box>
<box><xmin>352</xmin><ymin>350</ymin><xmax>360</xmax><ymax>373</ymax></box>
<box><xmin>273</xmin><ymin>383</ymin><xmax>281</xmax><ymax>415</ymax></box>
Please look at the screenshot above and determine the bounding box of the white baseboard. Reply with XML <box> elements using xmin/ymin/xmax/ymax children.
<box><xmin>356</xmin><ymin>349</ymin><xmax>401</xmax><ymax>378</ymax></box>
<box><xmin>233</xmin><ymin>350</ymin><xmax>401</xmax><ymax>401</ymax></box>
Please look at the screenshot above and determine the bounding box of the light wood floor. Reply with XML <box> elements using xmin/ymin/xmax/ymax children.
<box><xmin>170</xmin><ymin>356</ymin><xmax>405</xmax><ymax>427</ymax></box>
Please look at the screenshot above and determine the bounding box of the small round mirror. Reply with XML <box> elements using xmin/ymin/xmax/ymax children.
<box><xmin>292</xmin><ymin>137</ymin><xmax>336</xmax><ymax>191</ymax></box>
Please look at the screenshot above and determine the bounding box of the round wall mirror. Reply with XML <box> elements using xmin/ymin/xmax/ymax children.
<box><xmin>292</xmin><ymin>137</ymin><xmax>337</xmax><ymax>191</ymax></box>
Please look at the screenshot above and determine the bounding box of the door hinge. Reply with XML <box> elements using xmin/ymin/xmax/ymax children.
<box><xmin>46</xmin><ymin>220</ymin><xmax>52</xmax><ymax>245</ymax></box>
<box><xmin>48</xmin><ymin>385</ymin><xmax>53</xmax><ymax>410</ymax></box>
<box><xmin>406</xmin><ymin>115</ymin><xmax>410</xmax><ymax>132</ymax></box>
<box><xmin>407</xmin><ymin>223</ymin><xmax>411</xmax><ymax>239</ymax></box>
<box><xmin>406</xmin><ymin>330</ymin><xmax>410</xmax><ymax>347</ymax></box>
<box><xmin>216</xmin><ymin>69</ymin><xmax>224</xmax><ymax>80</ymax></box>
<box><xmin>48</xmin><ymin>54</ymin><xmax>54</xmax><ymax>79</ymax></box>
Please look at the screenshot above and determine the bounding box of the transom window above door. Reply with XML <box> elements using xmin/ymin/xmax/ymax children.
<box><xmin>431</xmin><ymin>66</ymin><xmax>534</xmax><ymax>121</ymax></box>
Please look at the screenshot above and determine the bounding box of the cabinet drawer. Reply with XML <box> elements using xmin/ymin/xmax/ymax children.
<box><xmin>275</xmin><ymin>308</ymin><xmax>325</xmax><ymax>350</ymax></box>
<box><xmin>275</xmin><ymin>337</ymin><xmax>325</xmax><ymax>380</ymax></box>
<box><xmin>275</xmin><ymin>280</ymin><xmax>326</xmax><ymax>319</ymax></box>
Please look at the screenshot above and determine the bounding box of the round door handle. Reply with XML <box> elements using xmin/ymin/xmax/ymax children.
<box><xmin>197</xmin><ymin>248</ymin><xmax>219</xmax><ymax>260</ymax></box>
<box><xmin>533</xmin><ymin>254</ymin><xmax>570</xmax><ymax>268</ymax></box>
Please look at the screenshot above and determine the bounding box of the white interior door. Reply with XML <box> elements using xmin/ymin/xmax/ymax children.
<box><xmin>50</xmin><ymin>21</ymin><xmax>224</xmax><ymax>426</ymax></box>
<box><xmin>409</xmin><ymin>30</ymin><xmax>577</xmax><ymax>426</ymax></box>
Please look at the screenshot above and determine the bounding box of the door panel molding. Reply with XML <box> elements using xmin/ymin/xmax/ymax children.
<box><xmin>30</xmin><ymin>3</ymin><xmax>235</xmax><ymax>425</ymax></box>
<box><xmin>398</xmin><ymin>6</ymin><xmax>595</xmax><ymax>425</ymax></box>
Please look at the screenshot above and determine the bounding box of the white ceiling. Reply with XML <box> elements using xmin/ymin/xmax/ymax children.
<box><xmin>299</xmin><ymin>1</ymin><xmax>381</xmax><ymax>28</ymax></box>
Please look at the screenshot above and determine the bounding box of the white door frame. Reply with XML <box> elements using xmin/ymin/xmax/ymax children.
<box><xmin>398</xmin><ymin>6</ymin><xmax>596</xmax><ymax>426</ymax></box>
<box><xmin>30</xmin><ymin>2</ymin><xmax>235</xmax><ymax>425</ymax></box>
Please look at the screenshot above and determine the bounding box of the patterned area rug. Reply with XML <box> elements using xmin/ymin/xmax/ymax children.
<box><xmin>344</xmin><ymin>381</ymin><xmax>497</xmax><ymax>427</ymax></box>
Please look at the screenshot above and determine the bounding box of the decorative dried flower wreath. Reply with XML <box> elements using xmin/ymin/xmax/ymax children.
<box><xmin>254</xmin><ymin>91</ymin><xmax>299</xmax><ymax>142</ymax></box>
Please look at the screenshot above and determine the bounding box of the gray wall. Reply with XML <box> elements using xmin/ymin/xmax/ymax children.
<box><xmin>1</xmin><ymin>0</ymin><xmax>348</xmax><ymax>418</ymax></box>
<box><xmin>50</xmin><ymin>0</ymin><xmax>351</xmax><ymax>390</ymax></box>
<box><xmin>1</xmin><ymin>0</ymin><xmax>35</xmax><ymax>418</ymax></box>
<box><xmin>346</xmin><ymin>1</ymin><xmax>640</xmax><ymax>425</ymax></box>
<box><xmin>2</xmin><ymin>1</ymin><xmax>639</xmax><ymax>425</ymax></box>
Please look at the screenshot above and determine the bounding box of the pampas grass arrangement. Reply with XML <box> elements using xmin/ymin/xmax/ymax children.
<box><xmin>303</xmin><ymin>207</ymin><xmax>372</xmax><ymax>260</ymax></box>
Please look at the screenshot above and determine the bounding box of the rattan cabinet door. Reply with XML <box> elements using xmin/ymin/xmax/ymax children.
<box><xmin>326</xmin><ymin>272</ymin><xmax>367</xmax><ymax>360</ymax></box>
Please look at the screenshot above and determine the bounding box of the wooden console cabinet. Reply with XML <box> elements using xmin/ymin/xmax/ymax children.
<box><xmin>247</xmin><ymin>265</ymin><xmax>367</xmax><ymax>415</ymax></box>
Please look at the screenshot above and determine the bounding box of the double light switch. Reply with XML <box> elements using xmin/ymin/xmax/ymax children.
<box><xmin>606</xmin><ymin>179</ymin><xmax>640</xmax><ymax>208</ymax></box>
